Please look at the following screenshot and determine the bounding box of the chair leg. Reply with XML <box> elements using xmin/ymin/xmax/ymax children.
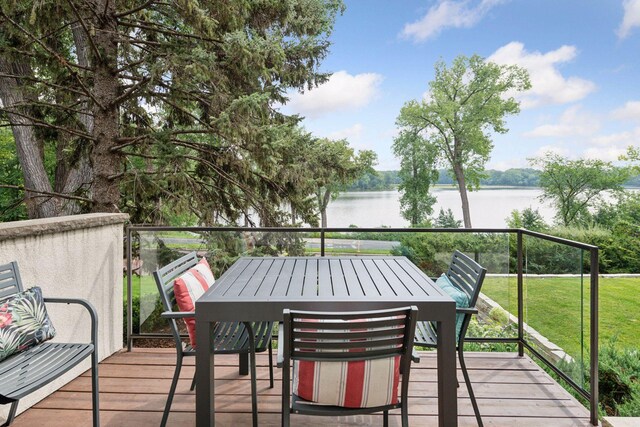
<box><xmin>459</xmin><ymin>350</ymin><xmax>483</xmax><ymax>427</ymax></box>
<box><xmin>91</xmin><ymin>349</ymin><xmax>100</xmax><ymax>427</ymax></box>
<box><xmin>161</xmin><ymin>355</ymin><xmax>183</xmax><ymax>427</ymax></box>
<box><xmin>383</xmin><ymin>410</ymin><xmax>389</xmax><ymax>427</ymax></box>
<box><xmin>0</xmin><ymin>401</ymin><xmax>19</xmax><ymax>427</ymax></box>
<box><xmin>190</xmin><ymin>371</ymin><xmax>197</xmax><ymax>391</ymax></box>
<box><xmin>402</xmin><ymin>399</ymin><xmax>409</xmax><ymax>427</ymax></box>
<box><xmin>244</xmin><ymin>322</ymin><xmax>259</xmax><ymax>427</ymax></box>
<box><xmin>268</xmin><ymin>345</ymin><xmax>274</xmax><ymax>389</ymax></box>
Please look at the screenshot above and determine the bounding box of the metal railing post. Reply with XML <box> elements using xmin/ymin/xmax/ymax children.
<box><xmin>126</xmin><ymin>227</ymin><xmax>133</xmax><ymax>352</ymax></box>
<box><xmin>517</xmin><ymin>230</ymin><xmax>524</xmax><ymax>357</ymax></box>
<box><xmin>320</xmin><ymin>229</ymin><xmax>325</xmax><ymax>257</ymax></box>
<box><xmin>590</xmin><ymin>248</ymin><xmax>599</xmax><ymax>426</ymax></box>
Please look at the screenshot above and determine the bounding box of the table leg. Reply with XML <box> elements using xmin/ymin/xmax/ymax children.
<box><xmin>437</xmin><ymin>307</ymin><xmax>458</xmax><ymax>427</ymax></box>
<box><xmin>196</xmin><ymin>320</ymin><xmax>216</xmax><ymax>427</ymax></box>
<box><xmin>239</xmin><ymin>353</ymin><xmax>249</xmax><ymax>375</ymax></box>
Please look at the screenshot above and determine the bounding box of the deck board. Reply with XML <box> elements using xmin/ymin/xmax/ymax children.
<box><xmin>11</xmin><ymin>349</ymin><xmax>593</xmax><ymax>426</ymax></box>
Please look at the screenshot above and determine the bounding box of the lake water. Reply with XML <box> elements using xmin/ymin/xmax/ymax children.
<box><xmin>326</xmin><ymin>187</ymin><xmax>556</xmax><ymax>228</ymax></box>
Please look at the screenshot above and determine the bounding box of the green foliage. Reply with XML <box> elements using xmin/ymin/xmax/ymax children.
<box><xmin>391</xmin><ymin>232</ymin><xmax>509</xmax><ymax>276</ymax></box>
<box><xmin>532</xmin><ymin>153</ymin><xmax>634</xmax><ymax>227</ymax></box>
<box><xmin>506</xmin><ymin>207</ymin><xmax>548</xmax><ymax>231</ymax></box>
<box><xmin>347</xmin><ymin>170</ymin><xmax>400</xmax><ymax>191</ymax></box>
<box><xmin>598</xmin><ymin>339</ymin><xmax>640</xmax><ymax>416</ymax></box>
<box><xmin>396</xmin><ymin>54</ymin><xmax>530</xmax><ymax>227</ymax></box>
<box><xmin>433</xmin><ymin>208</ymin><xmax>462</xmax><ymax>228</ymax></box>
<box><xmin>392</xmin><ymin>130</ymin><xmax>438</xmax><ymax>225</ymax></box>
<box><xmin>481</xmin><ymin>168</ymin><xmax>541</xmax><ymax>186</ymax></box>
<box><xmin>464</xmin><ymin>315</ymin><xmax>518</xmax><ymax>352</ymax></box>
<box><xmin>0</xmin><ymin>129</ymin><xmax>27</xmax><ymax>221</ymax></box>
<box><xmin>125</xmin><ymin>293</ymin><xmax>166</xmax><ymax>338</ymax></box>
<box><xmin>310</xmin><ymin>138</ymin><xmax>377</xmax><ymax>227</ymax></box>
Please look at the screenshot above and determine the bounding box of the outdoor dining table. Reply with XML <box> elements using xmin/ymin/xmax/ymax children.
<box><xmin>195</xmin><ymin>256</ymin><xmax>458</xmax><ymax>427</ymax></box>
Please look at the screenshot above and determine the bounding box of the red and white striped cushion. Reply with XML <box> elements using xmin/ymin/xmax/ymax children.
<box><xmin>173</xmin><ymin>257</ymin><xmax>215</xmax><ymax>347</ymax></box>
<box><xmin>292</xmin><ymin>356</ymin><xmax>400</xmax><ymax>408</ymax></box>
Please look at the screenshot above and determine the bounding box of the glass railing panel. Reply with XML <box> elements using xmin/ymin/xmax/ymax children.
<box><xmin>522</xmin><ymin>235</ymin><xmax>590</xmax><ymax>389</ymax></box>
<box><xmin>319</xmin><ymin>230</ymin><xmax>517</xmax><ymax>346</ymax></box>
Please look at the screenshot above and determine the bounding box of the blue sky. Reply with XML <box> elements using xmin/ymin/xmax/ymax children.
<box><xmin>280</xmin><ymin>0</ymin><xmax>640</xmax><ymax>170</ymax></box>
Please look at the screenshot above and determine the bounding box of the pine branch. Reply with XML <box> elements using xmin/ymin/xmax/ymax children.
<box><xmin>65</xmin><ymin>0</ymin><xmax>103</xmax><ymax>62</ymax></box>
<box><xmin>115</xmin><ymin>0</ymin><xmax>156</xmax><ymax>18</ymax></box>
<box><xmin>0</xmin><ymin>107</ymin><xmax>95</xmax><ymax>140</ymax></box>
<box><xmin>0</xmin><ymin>184</ymin><xmax>93</xmax><ymax>203</ymax></box>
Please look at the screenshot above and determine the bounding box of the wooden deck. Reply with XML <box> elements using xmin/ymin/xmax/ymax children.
<box><xmin>12</xmin><ymin>349</ymin><xmax>593</xmax><ymax>426</ymax></box>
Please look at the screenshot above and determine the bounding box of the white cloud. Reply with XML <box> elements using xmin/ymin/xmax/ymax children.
<box><xmin>583</xmin><ymin>146</ymin><xmax>631</xmax><ymax>161</ymax></box>
<box><xmin>525</xmin><ymin>105</ymin><xmax>600</xmax><ymax>138</ymax></box>
<box><xmin>327</xmin><ymin>123</ymin><xmax>364</xmax><ymax>142</ymax></box>
<box><xmin>592</xmin><ymin>128</ymin><xmax>640</xmax><ymax>146</ymax></box>
<box><xmin>286</xmin><ymin>71</ymin><xmax>383</xmax><ymax>118</ymax></box>
<box><xmin>617</xmin><ymin>0</ymin><xmax>640</xmax><ymax>39</ymax></box>
<box><xmin>611</xmin><ymin>100</ymin><xmax>640</xmax><ymax>122</ymax></box>
<box><xmin>401</xmin><ymin>0</ymin><xmax>507</xmax><ymax>42</ymax></box>
<box><xmin>488</xmin><ymin>42</ymin><xmax>596</xmax><ymax>109</ymax></box>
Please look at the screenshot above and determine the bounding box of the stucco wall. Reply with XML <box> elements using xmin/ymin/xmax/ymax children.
<box><xmin>0</xmin><ymin>213</ymin><xmax>128</xmax><ymax>422</ymax></box>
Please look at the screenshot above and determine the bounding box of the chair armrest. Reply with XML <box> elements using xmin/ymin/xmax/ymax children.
<box><xmin>456</xmin><ymin>307</ymin><xmax>478</xmax><ymax>315</ymax></box>
<box><xmin>43</xmin><ymin>297</ymin><xmax>98</xmax><ymax>347</ymax></box>
<box><xmin>276</xmin><ymin>323</ymin><xmax>284</xmax><ymax>368</ymax></box>
<box><xmin>161</xmin><ymin>311</ymin><xmax>194</xmax><ymax>319</ymax></box>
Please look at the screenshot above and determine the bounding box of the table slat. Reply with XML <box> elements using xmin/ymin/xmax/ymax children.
<box><xmin>341</xmin><ymin>259</ymin><xmax>364</xmax><ymax>297</ymax></box>
<box><xmin>330</xmin><ymin>259</ymin><xmax>349</xmax><ymax>297</ymax></box>
<box><xmin>351</xmin><ymin>259</ymin><xmax>381</xmax><ymax>296</ymax></box>
<box><xmin>302</xmin><ymin>258</ymin><xmax>318</xmax><ymax>297</ymax></box>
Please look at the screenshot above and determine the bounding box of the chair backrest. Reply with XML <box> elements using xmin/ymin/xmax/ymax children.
<box><xmin>0</xmin><ymin>261</ymin><xmax>24</xmax><ymax>302</ymax></box>
<box><xmin>152</xmin><ymin>252</ymin><xmax>199</xmax><ymax>346</ymax></box>
<box><xmin>282</xmin><ymin>306</ymin><xmax>418</xmax><ymax>410</ymax></box>
<box><xmin>284</xmin><ymin>306</ymin><xmax>418</xmax><ymax>363</ymax></box>
<box><xmin>445</xmin><ymin>250</ymin><xmax>487</xmax><ymax>342</ymax></box>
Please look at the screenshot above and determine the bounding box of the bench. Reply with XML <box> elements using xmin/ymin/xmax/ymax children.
<box><xmin>0</xmin><ymin>261</ymin><xmax>99</xmax><ymax>427</ymax></box>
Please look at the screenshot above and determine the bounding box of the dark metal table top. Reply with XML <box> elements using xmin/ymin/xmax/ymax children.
<box><xmin>196</xmin><ymin>256</ymin><xmax>454</xmax><ymax>322</ymax></box>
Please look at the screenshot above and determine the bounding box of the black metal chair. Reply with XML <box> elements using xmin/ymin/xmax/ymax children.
<box><xmin>279</xmin><ymin>306</ymin><xmax>418</xmax><ymax>427</ymax></box>
<box><xmin>0</xmin><ymin>261</ymin><xmax>99</xmax><ymax>427</ymax></box>
<box><xmin>152</xmin><ymin>252</ymin><xmax>274</xmax><ymax>427</ymax></box>
<box><xmin>413</xmin><ymin>250</ymin><xmax>487</xmax><ymax>427</ymax></box>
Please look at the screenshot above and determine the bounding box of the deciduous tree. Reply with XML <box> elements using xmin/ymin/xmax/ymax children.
<box><xmin>396</xmin><ymin>54</ymin><xmax>530</xmax><ymax>228</ymax></box>
<box><xmin>392</xmin><ymin>130</ymin><xmax>438</xmax><ymax>226</ymax></box>
<box><xmin>309</xmin><ymin>138</ymin><xmax>376</xmax><ymax>227</ymax></box>
<box><xmin>532</xmin><ymin>153</ymin><xmax>634</xmax><ymax>226</ymax></box>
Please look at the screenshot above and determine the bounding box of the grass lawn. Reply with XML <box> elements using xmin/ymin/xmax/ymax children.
<box><xmin>482</xmin><ymin>276</ymin><xmax>640</xmax><ymax>358</ymax></box>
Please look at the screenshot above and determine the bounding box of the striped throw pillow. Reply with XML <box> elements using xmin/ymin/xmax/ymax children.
<box><xmin>292</xmin><ymin>356</ymin><xmax>400</xmax><ymax>408</ymax></box>
<box><xmin>173</xmin><ymin>257</ymin><xmax>215</xmax><ymax>347</ymax></box>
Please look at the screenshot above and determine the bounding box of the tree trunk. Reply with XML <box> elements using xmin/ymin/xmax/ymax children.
<box><xmin>89</xmin><ymin>1</ymin><xmax>122</xmax><ymax>213</ymax></box>
<box><xmin>0</xmin><ymin>57</ymin><xmax>60</xmax><ymax>218</ymax></box>
<box><xmin>453</xmin><ymin>163</ymin><xmax>473</xmax><ymax>228</ymax></box>
<box><xmin>54</xmin><ymin>21</ymin><xmax>95</xmax><ymax>215</ymax></box>
<box><xmin>317</xmin><ymin>188</ymin><xmax>331</xmax><ymax>228</ymax></box>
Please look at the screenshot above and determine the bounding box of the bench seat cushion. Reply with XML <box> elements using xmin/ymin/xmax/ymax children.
<box><xmin>0</xmin><ymin>287</ymin><xmax>56</xmax><ymax>363</ymax></box>
<box><xmin>173</xmin><ymin>257</ymin><xmax>215</xmax><ymax>347</ymax></box>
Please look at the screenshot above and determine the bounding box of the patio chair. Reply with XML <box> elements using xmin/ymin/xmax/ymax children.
<box><xmin>152</xmin><ymin>252</ymin><xmax>274</xmax><ymax>427</ymax></box>
<box><xmin>0</xmin><ymin>261</ymin><xmax>99</xmax><ymax>427</ymax></box>
<box><xmin>413</xmin><ymin>250</ymin><xmax>487</xmax><ymax>427</ymax></box>
<box><xmin>278</xmin><ymin>306</ymin><xmax>418</xmax><ymax>427</ymax></box>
